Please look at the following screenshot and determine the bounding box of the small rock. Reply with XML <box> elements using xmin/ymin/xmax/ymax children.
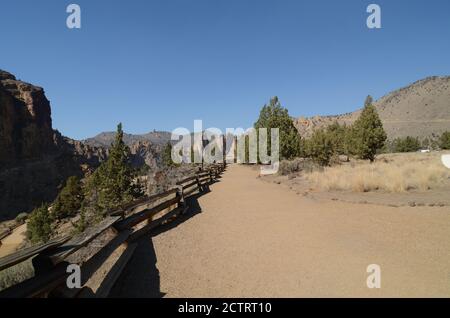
<box><xmin>408</xmin><ymin>201</ymin><xmax>416</xmax><ymax>207</ymax></box>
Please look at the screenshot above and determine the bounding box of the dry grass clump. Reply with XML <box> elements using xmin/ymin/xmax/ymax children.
<box><xmin>0</xmin><ymin>259</ymin><xmax>34</xmax><ymax>291</ymax></box>
<box><xmin>307</xmin><ymin>153</ymin><xmax>450</xmax><ymax>193</ymax></box>
<box><xmin>278</xmin><ymin>158</ymin><xmax>321</xmax><ymax>176</ymax></box>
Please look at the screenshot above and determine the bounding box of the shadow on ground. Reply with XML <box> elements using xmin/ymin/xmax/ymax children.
<box><xmin>109</xmin><ymin>178</ymin><xmax>221</xmax><ymax>298</ymax></box>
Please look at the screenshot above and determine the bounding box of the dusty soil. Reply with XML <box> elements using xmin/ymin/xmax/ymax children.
<box><xmin>0</xmin><ymin>223</ymin><xmax>27</xmax><ymax>258</ymax></box>
<box><xmin>112</xmin><ymin>164</ymin><xmax>450</xmax><ymax>297</ymax></box>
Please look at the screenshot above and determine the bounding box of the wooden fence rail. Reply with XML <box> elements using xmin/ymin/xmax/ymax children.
<box><xmin>0</xmin><ymin>162</ymin><xmax>226</xmax><ymax>298</ymax></box>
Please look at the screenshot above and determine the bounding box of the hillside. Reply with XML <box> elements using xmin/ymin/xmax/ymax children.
<box><xmin>83</xmin><ymin>131</ymin><xmax>171</xmax><ymax>148</ymax></box>
<box><xmin>294</xmin><ymin>76</ymin><xmax>450</xmax><ymax>140</ymax></box>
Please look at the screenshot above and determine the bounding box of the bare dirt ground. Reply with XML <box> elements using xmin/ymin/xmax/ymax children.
<box><xmin>0</xmin><ymin>223</ymin><xmax>27</xmax><ymax>258</ymax></box>
<box><xmin>112</xmin><ymin>164</ymin><xmax>450</xmax><ymax>298</ymax></box>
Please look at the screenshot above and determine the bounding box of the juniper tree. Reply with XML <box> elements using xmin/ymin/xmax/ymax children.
<box><xmin>254</xmin><ymin>96</ymin><xmax>301</xmax><ymax>160</ymax></box>
<box><xmin>162</xmin><ymin>141</ymin><xmax>174</xmax><ymax>166</ymax></box>
<box><xmin>27</xmin><ymin>204</ymin><xmax>53</xmax><ymax>243</ymax></box>
<box><xmin>53</xmin><ymin>176</ymin><xmax>84</xmax><ymax>220</ymax></box>
<box><xmin>351</xmin><ymin>96</ymin><xmax>387</xmax><ymax>161</ymax></box>
<box><xmin>87</xmin><ymin>123</ymin><xmax>143</xmax><ymax>213</ymax></box>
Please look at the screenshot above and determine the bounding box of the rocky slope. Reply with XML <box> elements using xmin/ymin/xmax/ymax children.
<box><xmin>294</xmin><ymin>76</ymin><xmax>450</xmax><ymax>140</ymax></box>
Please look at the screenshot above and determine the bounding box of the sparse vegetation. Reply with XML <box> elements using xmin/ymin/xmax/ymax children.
<box><xmin>392</xmin><ymin>136</ymin><xmax>421</xmax><ymax>153</ymax></box>
<box><xmin>0</xmin><ymin>260</ymin><xmax>34</xmax><ymax>292</ymax></box>
<box><xmin>307</xmin><ymin>153</ymin><xmax>449</xmax><ymax>193</ymax></box>
<box><xmin>19</xmin><ymin>123</ymin><xmax>146</xmax><ymax>243</ymax></box>
<box><xmin>278</xmin><ymin>158</ymin><xmax>319</xmax><ymax>176</ymax></box>
<box><xmin>301</xmin><ymin>96</ymin><xmax>387</xmax><ymax>165</ymax></box>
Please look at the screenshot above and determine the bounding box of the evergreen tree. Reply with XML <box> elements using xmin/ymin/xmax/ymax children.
<box><xmin>53</xmin><ymin>176</ymin><xmax>84</xmax><ymax>220</ymax></box>
<box><xmin>162</xmin><ymin>141</ymin><xmax>174</xmax><ymax>166</ymax></box>
<box><xmin>351</xmin><ymin>97</ymin><xmax>387</xmax><ymax>161</ymax></box>
<box><xmin>27</xmin><ymin>204</ymin><xmax>53</xmax><ymax>243</ymax></box>
<box><xmin>439</xmin><ymin>131</ymin><xmax>450</xmax><ymax>150</ymax></box>
<box><xmin>88</xmin><ymin>123</ymin><xmax>143</xmax><ymax>213</ymax></box>
<box><xmin>254</xmin><ymin>97</ymin><xmax>301</xmax><ymax>160</ymax></box>
<box><xmin>326</xmin><ymin>122</ymin><xmax>352</xmax><ymax>155</ymax></box>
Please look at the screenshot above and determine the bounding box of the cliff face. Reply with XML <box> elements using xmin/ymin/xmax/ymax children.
<box><xmin>0</xmin><ymin>70</ymin><xmax>55</xmax><ymax>168</ymax></box>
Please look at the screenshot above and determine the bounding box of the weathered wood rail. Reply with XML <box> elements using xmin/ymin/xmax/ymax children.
<box><xmin>0</xmin><ymin>163</ymin><xmax>226</xmax><ymax>298</ymax></box>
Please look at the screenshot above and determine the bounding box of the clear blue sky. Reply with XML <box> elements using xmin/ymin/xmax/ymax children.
<box><xmin>1</xmin><ymin>0</ymin><xmax>449</xmax><ymax>140</ymax></box>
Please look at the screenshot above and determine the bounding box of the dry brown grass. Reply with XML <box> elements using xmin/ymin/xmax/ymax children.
<box><xmin>307</xmin><ymin>152</ymin><xmax>450</xmax><ymax>193</ymax></box>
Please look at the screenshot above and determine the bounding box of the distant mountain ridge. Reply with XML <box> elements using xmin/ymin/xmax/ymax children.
<box><xmin>294</xmin><ymin>76</ymin><xmax>450</xmax><ymax>140</ymax></box>
<box><xmin>83</xmin><ymin>131</ymin><xmax>172</xmax><ymax>148</ymax></box>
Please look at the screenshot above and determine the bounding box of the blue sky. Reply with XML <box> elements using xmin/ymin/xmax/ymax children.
<box><xmin>1</xmin><ymin>0</ymin><xmax>449</xmax><ymax>140</ymax></box>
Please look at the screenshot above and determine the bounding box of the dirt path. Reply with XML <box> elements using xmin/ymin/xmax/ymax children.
<box><xmin>113</xmin><ymin>165</ymin><xmax>450</xmax><ymax>297</ymax></box>
<box><xmin>0</xmin><ymin>223</ymin><xmax>27</xmax><ymax>258</ymax></box>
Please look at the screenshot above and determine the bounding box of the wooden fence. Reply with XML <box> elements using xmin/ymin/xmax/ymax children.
<box><xmin>0</xmin><ymin>163</ymin><xmax>226</xmax><ymax>298</ymax></box>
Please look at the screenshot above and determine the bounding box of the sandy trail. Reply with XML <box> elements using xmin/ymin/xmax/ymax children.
<box><xmin>0</xmin><ymin>223</ymin><xmax>27</xmax><ymax>258</ymax></box>
<box><xmin>112</xmin><ymin>165</ymin><xmax>450</xmax><ymax>297</ymax></box>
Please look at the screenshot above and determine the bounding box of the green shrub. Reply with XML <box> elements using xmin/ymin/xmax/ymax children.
<box><xmin>392</xmin><ymin>136</ymin><xmax>421</xmax><ymax>153</ymax></box>
<box><xmin>53</xmin><ymin>176</ymin><xmax>84</xmax><ymax>220</ymax></box>
<box><xmin>305</xmin><ymin>129</ymin><xmax>333</xmax><ymax>166</ymax></box>
<box><xmin>26</xmin><ymin>204</ymin><xmax>53</xmax><ymax>243</ymax></box>
<box><xmin>440</xmin><ymin>131</ymin><xmax>450</xmax><ymax>150</ymax></box>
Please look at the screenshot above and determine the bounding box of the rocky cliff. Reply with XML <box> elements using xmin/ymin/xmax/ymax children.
<box><xmin>0</xmin><ymin>70</ymin><xmax>110</xmax><ymax>219</ymax></box>
<box><xmin>0</xmin><ymin>70</ymin><xmax>55</xmax><ymax>168</ymax></box>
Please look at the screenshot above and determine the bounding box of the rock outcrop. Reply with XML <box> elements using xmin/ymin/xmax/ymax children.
<box><xmin>0</xmin><ymin>70</ymin><xmax>55</xmax><ymax>168</ymax></box>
